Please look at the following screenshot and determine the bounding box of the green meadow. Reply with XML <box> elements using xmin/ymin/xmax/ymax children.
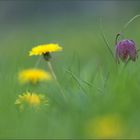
<box><xmin>0</xmin><ymin>2</ymin><xmax>140</xmax><ymax>139</ymax></box>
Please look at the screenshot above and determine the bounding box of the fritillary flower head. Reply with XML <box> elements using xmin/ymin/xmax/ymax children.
<box><xmin>29</xmin><ymin>43</ymin><xmax>63</xmax><ymax>61</ymax></box>
<box><xmin>15</xmin><ymin>91</ymin><xmax>48</xmax><ymax>111</ymax></box>
<box><xmin>116</xmin><ymin>39</ymin><xmax>138</xmax><ymax>63</ymax></box>
<box><xmin>18</xmin><ymin>68</ymin><xmax>52</xmax><ymax>84</ymax></box>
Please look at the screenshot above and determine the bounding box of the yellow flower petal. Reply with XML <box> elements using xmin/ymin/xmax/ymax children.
<box><xmin>15</xmin><ymin>92</ymin><xmax>48</xmax><ymax>110</ymax></box>
<box><xmin>18</xmin><ymin>68</ymin><xmax>52</xmax><ymax>84</ymax></box>
<box><xmin>85</xmin><ymin>115</ymin><xmax>123</xmax><ymax>138</ymax></box>
<box><xmin>29</xmin><ymin>43</ymin><xmax>63</xmax><ymax>56</ymax></box>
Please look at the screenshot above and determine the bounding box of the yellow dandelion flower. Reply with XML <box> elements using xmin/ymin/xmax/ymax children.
<box><xmin>85</xmin><ymin>115</ymin><xmax>123</xmax><ymax>138</ymax></box>
<box><xmin>29</xmin><ymin>43</ymin><xmax>63</xmax><ymax>56</ymax></box>
<box><xmin>18</xmin><ymin>68</ymin><xmax>52</xmax><ymax>84</ymax></box>
<box><xmin>15</xmin><ymin>92</ymin><xmax>48</xmax><ymax>110</ymax></box>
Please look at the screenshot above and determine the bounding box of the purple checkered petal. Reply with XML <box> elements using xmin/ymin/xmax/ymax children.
<box><xmin>116</xmin><ymin>39</ymin><xmax>137</xmax><ymax>62</ymax></box>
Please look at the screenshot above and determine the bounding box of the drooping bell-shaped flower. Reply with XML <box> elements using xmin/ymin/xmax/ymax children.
<box><xmin>116</xmin><ymin>39</ymin><xmax>138</xmax><ymax>63</ymax></box>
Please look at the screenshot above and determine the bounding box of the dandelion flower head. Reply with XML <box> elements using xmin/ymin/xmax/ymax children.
<box><xmin>18</xmin><ymin>68</ymin><xmax>52</xmax><ymax>84</ymax></box>
<box><xmin>15</xmin><ymin>92</ymin><xmax>48</xmax><ymax>110</ymax></box>
<box><xmin>85</xmin><ymin>115</ymin><xmax>123</xmax><ymax>138</ymax></box>
<box><xmin>29</xmin><ymin>43</ymin><xmax>63</xmax><ymax>56</ymax></box>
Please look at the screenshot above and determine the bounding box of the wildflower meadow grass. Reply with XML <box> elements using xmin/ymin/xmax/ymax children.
<box><xmin>1</xmin><ymin>1</ymin><xmax>140</xmax><ymax>139</ymax></box>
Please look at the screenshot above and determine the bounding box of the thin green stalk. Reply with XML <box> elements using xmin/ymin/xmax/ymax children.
<box><xmin>121</xmin><ymin>14</ymin><xmax>140</xmax><ymax>33</ymax></box>
<box><xmin>118</xmin><ymin>15</ymin><xmax>140</xmax><ymax>41</ymax></box>
<box><xmin>65</xmin><ymin>68</ymin><xmax>87</xmax><ymax>96</ymax></box>
<box><xmin>47</xmin><ymin>61</ymin><xmax>66</xmax><ymax>99</ymax></box>
<box><xmin>47</xmin><ymin>61</ymin><xmax>57</xmax><ymax>80</ymax></box>
<box><xmin>65</xmin><ymin>68</ymin><xmax>103</xmax><ymax>94</ymax></box>
<box><xmin>99</xmin><ymin>18</ymin><xmax>116</xmax><ymax>63</ymax></box>
<box><xmin>81</xmin><ymin>79</ymin><xmax>103</xmax><ymax>93</ymax></box>
<box><xmin>34</xmin><ymin>57</ymin><xmax>42</xmax><ymax>68</ymax></box>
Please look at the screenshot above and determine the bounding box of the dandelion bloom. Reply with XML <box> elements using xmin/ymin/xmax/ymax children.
<box><xmin>116</xmin><ymin>39</ymin><xmax>137</xmax><ymax>63</ymax></box>
<box><xmin>15</xmin><ymin>92</ymin><xmax>48</xmax><ymax>110</ymax></box>
<box><xmin>29</xmin><ymin>43</ymin><xmax>63</xmax><ymax>56</ymax></box>
<box><xmin>18</xmin><ymin>68</ymin><xmax>52</xmax><ymax>84</ymax></box>
<box><xmin>85</xmin><ymin>115</ymin><xmax>123</xmax><ymax>138</ymax></box>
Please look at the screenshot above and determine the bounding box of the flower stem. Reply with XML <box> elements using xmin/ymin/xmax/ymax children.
<box><xmin>47</xmin><ymin>61</ymin><xmax>57</xmax><ymax>81</ymax></box>
<box><xmin>47</xmin><ymin>61</ymin><xmax>66</xmax><ymax>99</ymax></box>
<box><xmin>34</xmin><ymin>57</ymin><xmax>42</xmax><ymax>68</ymax></box>
<box><xmin>99</xmin><ymin>18</ymin><xmax>116</xmax><ymax>63</ymax></box>
<box><xmin>122</xmin><ymin>14</ymin><xmax>140</xmax><ymax>33</ymax></box>
<box><xmin>115</xmin><ymin>33</ymin><xmax>121</xmax><ymax>45</ymax></box>
<box><xmin>118</xmin><ymin>15</ymin><xmax>140</xmax><ymax>38</ymax></box>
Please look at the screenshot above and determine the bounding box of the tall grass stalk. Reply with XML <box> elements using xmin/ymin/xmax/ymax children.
<box><xmin>47</xmin><ymin>61</ymin><xmax>66</xmax><ymax>100</ymax></box>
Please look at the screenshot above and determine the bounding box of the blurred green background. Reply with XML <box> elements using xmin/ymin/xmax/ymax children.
<box><xmin>0</xmin><ymin>0</ymin><xmax>140</xmax><ymax>139</ymax></box>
